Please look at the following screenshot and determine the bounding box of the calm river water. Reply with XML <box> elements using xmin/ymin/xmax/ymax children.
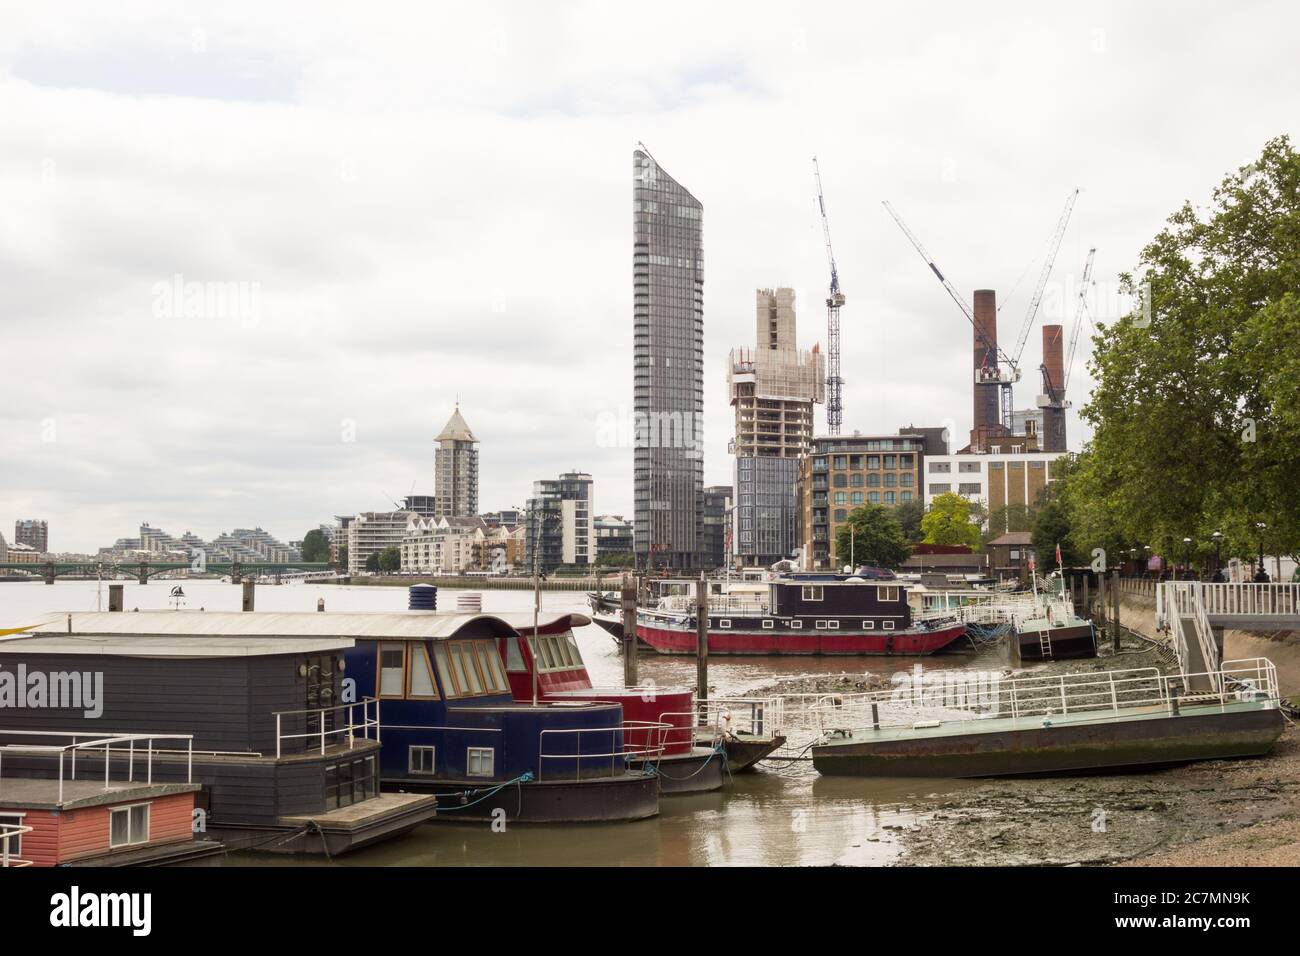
<box><xmin>0</xmin><ymin>579</ymin><xmax>984</xmax><ymax>866</ymax></box>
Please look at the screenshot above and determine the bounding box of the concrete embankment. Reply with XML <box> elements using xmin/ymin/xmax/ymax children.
<box><xmin>335</xmin><ymin>575</ymin><xmax>613</xmax><ymax>592</ymax></box>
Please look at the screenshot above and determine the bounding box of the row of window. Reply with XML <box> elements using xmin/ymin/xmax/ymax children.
<box><xmin>377</xmin><ymin>640</ymin><xmax>510</xmax><ymax>701</ymax></box>
<box><xmin>801</xmin><ymin>585</ymin><xmax>900</xmax><ymax>601</ymax></box>
<box><xmin>409</xmin><ymin>745</ymin><xmax>494</xmax><ymax>778</ymax></box>
<box><xmin>710</xmin><ymin>618</ymin><xmax>899</xmax><ymax>631</ymax></box>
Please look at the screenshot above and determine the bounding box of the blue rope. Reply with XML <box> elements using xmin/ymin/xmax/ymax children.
<box><xmin>435</xmin><ymin>771</ymin><xmax>534</xmax><ymax>812</ymax></box>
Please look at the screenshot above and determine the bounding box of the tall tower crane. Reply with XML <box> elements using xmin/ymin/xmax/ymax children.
<box><xmin>1008</xmin><ymin>188</ymin><xmax>1081</xmax><ymax>372</ymax></box>
<box><xmin>1042</xmin><ymin>246</ymin><xmax>1095</xmax><ymax>406</ymax></box>
<box><xmin>813</xmin><ymin>157</ymin><xmax>845</xmax><ymax>435</ymax></box>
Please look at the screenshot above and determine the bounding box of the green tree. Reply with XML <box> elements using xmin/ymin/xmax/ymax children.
<box><xmin>1031</xmin><ymin>500</ymin><xmax>1076</xmax><ymax>571</ymax></box>
<box><xmin>1075</xmin><ymin>135</ymin><xmax>1300</xmax><ymax>565</ymax></box>
<box><xmin>378</xmin><ymin>547</ymin><xmax>401</xmax><ymax>574</ymax></box>
<box><xmin>337</xmin><ymin>545</ymin><xmax>348</xmax><ymax>570</ymax></box>
<box><xmin>365</xmin><ymin>552</ymin><xmax>381</xmax><ymax>573</ymax></box>
<box><xmin>892</xmin><ymin>498</ymin><xmax>926</xmax><ymax>544</ymax></box>
<box><xmin>301</xmin><ymin>529</ymin><xmax>329</xmax><ymax>563</ymax></box>
<box><xmin>983</xmin><ymin>503</ymin><xmax>1036</xmax><ymax>547</ymax></box>
<box><xmin>921</xmin><ymin>492</ymin><xmax>982</xmax><ymax>549</ymax></box>
<box><xmin>833</xmin><ymin>505</ymin><xmax>911</xmax><ymax>569</ymax></box>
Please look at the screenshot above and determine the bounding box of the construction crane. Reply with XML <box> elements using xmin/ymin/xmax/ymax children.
<box><xmin>882</xmin><ymin>200</ymin><xmax>1021</xmax><ymax>427</ymax></box>
<box><xmin>1041</xmin><ymin>246</ymin><xmax>1096</xmax><ymax>406</ymax></box>
<box><xmin>1009</xmin><ymin>188</ymin><xmax>1081</xmax><ymax>371</ymax></box>
<box><xmin>813</xmin><ymin>157</ymin><xmax>845</xmax><ymax>435</ymax></box>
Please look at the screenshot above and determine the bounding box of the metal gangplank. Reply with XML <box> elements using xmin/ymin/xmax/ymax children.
<box><xmin>1157</xmin><ymin>583</ymin><xmax>1300</xmax><ymax>691</ymax></box>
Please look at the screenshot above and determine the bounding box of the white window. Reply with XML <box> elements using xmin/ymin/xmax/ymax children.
<box><xmin>0</xmin><ymin>813</ymin><xmax>24</xmax><ymax>858</ymax></box>
<box><xmin>815</xmin><ymin>620</ymin><xmax>827</xmax><ymax>630</ymax></box>
<box><xmin>801</xmin><ymin>586</ymin><xmax>824</xmax><ymax>601</ymax></box>
<box><xmin>762</xmin><ymin>620</ymin><xmax>774</xmax><ymax>629</ymax></box>
<box><xmin>409</xmin><ymin>745</ymin><xmax>436</xmax><ymax>774</ymax></box>
<box><xmin>409</xmin><ymin>645</ymin><xmax>439</xmax><ymax>698</ymax></box>
<box><xmin>719</xmin><ymin>619</ymin><xmax>731</xmax><ymax>628</ymax></box>
<box><xmin>110</xmin><ymin>804</ymin><xmax>150</xmax><ymax>848</ymax></box>
<box><xmin>883</xmin><ymin>621</ymin><xmax>895</xmax><ymax>631</ymax></box>
<box><xmin>378</xmin><ymin>642</ymin><xmax>405</xmax><ymax>698</ymax></box>
<box><xmin>827</xmin><ymin>620</ymin><xmax>840</xmax><ymax>630</ymax></box>
<box><xmin>862</xmin><ymin>620</ymin><xmax>874</xmax><ymax>630</ymax></box>
<box><xmin>467</xmin><ymin>747</ymin><xmax>495</xmax><ymax>778</ymax></box>
<box><xmin>790</xmin><ymin>620</ymin><xmax>803</xmax><ymax>629</ymax></box>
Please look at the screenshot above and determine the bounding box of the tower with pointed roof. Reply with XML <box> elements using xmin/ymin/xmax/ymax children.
<box><xmin>433</xmin><ymin>404</ymin><xmax>479</xmax><ymax>519</ymax></box>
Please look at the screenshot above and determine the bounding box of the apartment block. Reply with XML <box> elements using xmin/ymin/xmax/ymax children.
<box><xmin>14</xmin><ymin>519</ymin><xmax>48</xmax><ymax>553</ymax></box>
<box><xmin>347</xmin><ymin>510</ymin><xmax>415</xmax><ymax>574</ymax></box>
<box><xmin>526</xmin><ymin>472</ymin><xmax>594</xmax><ymax>573</ymax></box>
<box><xmin>798</xmin><ymin>434</ymin><xmax>925</xmax><ymax>570</ymax></box>
<box><xmin>922</xmin><ymin>444</ymin><xmax>1068</xmax><ymax>522</ymax></box>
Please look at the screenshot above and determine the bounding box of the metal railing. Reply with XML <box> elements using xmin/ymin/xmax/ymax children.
<box><xmin>1</xmin><ymin>822</ymin><xmax>33</xmax><ymax>867</ymax></box>
<box><xmin>811</xmin><ymin>658</ymin><xmax>1277</xmax><ymax>737</ymax></box>
<box><xmin>697</xmin><ymin>696</ymin><xmax>785</xmax><ymax>738</ymax></box>
<box><xmin>536</xmin><ymin>721</ymin><xmax>670</xmax><ymax>781</ymax></box>
<box><xmin>0</xmin><ymin>731</ymin><xmax>195</xmax><ymax>805</ymax></box>
<box><xmin>1159</xmin><ymin>582</ymin><xmax>1300</xmax><ymax>626</ymax></box>
<box><xmin>274</xmin><ymin>697</ymin><xmax>380</xmax><ymax>758</ymax></box>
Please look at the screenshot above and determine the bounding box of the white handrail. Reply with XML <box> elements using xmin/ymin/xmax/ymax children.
<box><xmin>0</xmin><ymin>731</ymin><xmax>194</xmax><ymax>804</ymax></box>
<box><xmin>1</xmin><ymin>822</ymin><xmax>33</xmax><ymax>867</ymax></box>
<box><xmin>273</xmin><ymin>697</ymin><xmax>380</xmax><ymax>758</ymax></box>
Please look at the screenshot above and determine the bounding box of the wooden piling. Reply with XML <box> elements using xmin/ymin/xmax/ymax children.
<box><xmin>696</xmin><ymin>574</ymin><xmax>709</xmax><ymax>717</ymax></box>
<box><xmin>242</xmin><ymin>579</ymin><xmax>255</xmax><ymax>612</ymax></box>
<box><xmin>621</xmin><ymin>575</ymin><xmax>639</xmax><ymax>686</ymax></box>
<box><xmin>108</xmin><ymin>583</ymin><xmax>124</xmax><ymax>612</ymax></box>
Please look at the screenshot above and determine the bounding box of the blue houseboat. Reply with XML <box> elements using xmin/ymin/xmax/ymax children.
<box><xmin>337</xmin><ymin>606</ymin><xmax>660</xmax><ymax>823</ymax></box>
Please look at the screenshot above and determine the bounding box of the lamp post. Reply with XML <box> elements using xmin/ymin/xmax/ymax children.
<box><xmin>1182</xmin><ymin>537</ymin><xmax>1192</xmax><ymax>581</ymax></box>
<box><xmin>1211</xmin><ymin>530</ymin><xmax>1224</xmax><ymax>582</ymax></box>
<box><xmin>1255</xmin><ymin>522</ymin><xmax>1269</xmax><ymax>583</ymax></box>
<box><xmin>1143</xmin><ymin>544</ymin><xmax>1152</xmax><ymax>579</ymax></box>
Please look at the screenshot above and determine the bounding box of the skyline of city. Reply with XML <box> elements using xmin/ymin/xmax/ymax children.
<box><xmin>3</xmin><ymin>7</ymin><xmax>1295</xmax><ymax>553</ymax></box>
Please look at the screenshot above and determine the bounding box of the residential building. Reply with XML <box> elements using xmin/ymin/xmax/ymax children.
<box><xmin>702</xmin><ymin>485</ymin><xmax>732</xmax><ymax>570</ymax></box>
<box><xmin>728</xmin><ymin>288</ymin><xmax>824</xmax><ymax>566</ymax></box>
<box><xmin>797</xmin><ymin>434</ymin><xmax>926</xmax><ymax>570</ymax></box>
<box><xmin>477</xmin><ymin>524</ymin><xmax>527</xmax><ymax>572</ymax></box>
<box><xmin>347</xmin><ymin>510</ymin><xmax>414</xmax><ymax>574</ymax></box>
<box><xmin>433</xmin><ymin>405</ymin><xmax>479</xmax><ymax>519</ymax></box>
<box><xmin>402</xmin><ymin>495</ymin><xmax>438</xmax><ymax>518</ymax></box>
<box><xmin>14</xmin><ymin>519</ymin><xmax>47</xmax><ymax>553</ymax></box>
<box><xmin>400</xmin><ymin>516</ymin><xmax>486</xmax><ymax>574</ymax></box>
<box><xmin>3</xmin><ymin>541</ymin><xmax>40</xmax><ymax>565</ymax></box>
<box><xmin>481</xmin><ymin>509</ymin><xmax>524</xmax><ymax>532</ymax></box>
<box><xmin>594</xmin><ymin>514</ymin><xmax>634</xmax><ymax>562</ymax></box>
<box><xmin>526</xmin><ymin>472</ymin><xmax>594</xmax><ymax>573</ymax></box>
<box><xmin>922</xmin><ymin>446</ymin><xmax>1069</xmax><ymax>523</ymax></box>
<box><xmin>633</xmin><ymin>147</ymin><xmax>704</xmax><ymax>569</ymax></box>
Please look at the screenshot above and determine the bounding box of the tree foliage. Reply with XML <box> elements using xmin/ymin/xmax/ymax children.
<box><xmin>378</xmin><ymin>547</ymin><xmax>402</xmax><ymax>573</ymax></box>
<box><xmin>301</xmin><ymin>529</ymin><xmax>329</xmax><ymax>563</ymax></box>
<box><xmin>921</xmin><ymin>492</ymin><xmax>982</xmax><ymax>549</ymax></box>
<box><xmin>833</xmin><ymin>505</ymin><xmax>911</xmax><ymax>569</ymax></box>
<box><xmin>1059</xmin><ymin>136</ymin><xmax>1300</xmax><ymax>567</ymax></box>
<box><xmin>892</xmin><ymin>498</ymin><xmax>926</xmax><ymax>544</ymax></box>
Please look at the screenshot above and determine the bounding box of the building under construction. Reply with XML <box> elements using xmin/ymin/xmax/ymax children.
<box><xmin>728</xmin><ymin>287</ymin><xmax>825</xmax><ymax>565</ymax></box>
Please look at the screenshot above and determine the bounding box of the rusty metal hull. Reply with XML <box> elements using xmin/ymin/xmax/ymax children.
<box><xmin>718</xmin><ymin>734</ymin><xmax>787</xmax><ymax>772</ymax></box>
<box><xmin>812</xmin><ymin>706</ymin><xmax>1284</xmax><ymax>778</ymax></box>
<box><xmin>632</xmin><ymin>748</ymin><xmax>726</xmax><ymax>794</ymax></box>
<box><xmin>1012</xmin><ymin>622</ymin><xmax>1097</xmax><ymax>663</ymax></box>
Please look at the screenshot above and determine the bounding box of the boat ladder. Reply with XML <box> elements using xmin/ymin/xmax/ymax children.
<box><xmin>1038</xmin><ymin>629</ymin><xmax>1053</xmax><ymax>660</ymax></box>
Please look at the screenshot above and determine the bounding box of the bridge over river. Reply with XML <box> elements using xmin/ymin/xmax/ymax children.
<box><xmin>0</xmin><ymin>560</ymin><xmax>335</xmax><ymax>585</ymax></box>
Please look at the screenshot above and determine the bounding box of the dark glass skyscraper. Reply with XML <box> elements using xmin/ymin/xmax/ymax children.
<box><xmin>633</xmin><ymin>148</ymin><xmax>704</xmax><ymax>569</ymax></box>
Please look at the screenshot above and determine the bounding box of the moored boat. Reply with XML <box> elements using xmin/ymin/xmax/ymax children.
<box><xmin>812</xmin><ymin>657</ymin><xmax>1284</xmax><ymax>778</ymax></box>
<box><xmin>636</xmin><ymin>575</ymin><xmax>968</xmax><ymax>656</ymax></box>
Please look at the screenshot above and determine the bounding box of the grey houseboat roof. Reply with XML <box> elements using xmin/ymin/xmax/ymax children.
<box><xmin>0</xmin><ymin>610</ymin><xmax>593</xmax><ymax>655</ymax></box>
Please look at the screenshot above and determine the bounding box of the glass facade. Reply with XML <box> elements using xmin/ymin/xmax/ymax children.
<box><xmin>633</xmin><ymin>149</ymin><xmax>704</xmax><ymax>568</ymax></box>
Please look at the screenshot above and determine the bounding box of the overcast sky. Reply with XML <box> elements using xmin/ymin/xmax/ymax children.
<box><xmin>1</xmin><ymin>1</ymin><xmax>1296</xmax><ymax>553</ymax></box>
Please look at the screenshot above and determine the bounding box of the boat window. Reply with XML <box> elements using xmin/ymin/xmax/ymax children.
<box><xmin>0</xmin><ymin>813</ymin><xmax>23</xmax><ymax>857</ymax></box>
<box><xmin>802</xmin><ymin>586</ymin><xmax>823</xmax><ymax>601</ymax></box>
<box><xmin>828</xmin><ymin>621</ymin><xmax>840</xmax><ymax>629</ymax></box>
<box><xmin>790</xmin><ymin>620</ymin><xmax>803</xmax><ymax>629</ymax></box>
<box><xmin>533</xmin><ymin>635</ymin><xmax>557</xmax><ymax>669</ymax></box>
<box><xmin>378</xmin><ymin>643</ymin><xmax>406</xmax><ymax>698</ymax></box>
<box><xmin>456</xmin><ymin>643</ymin><xmax>484</xmax><ymax>694</ymax></box>
<box><xmin>862</xmin><ymin>620</ymin><xmax>874</xmax><ymax>629</ymax></box>
<box><xmin>409</xmin><ymin>746</ymin><xmax>436</xmax><ymax>774</ymax></box>
<box><xmin>762</xmin><ymin>620</ymin><xmax>774</xmax><ymax>629</ymax></box>
<box><xmin>504</xmin><ymin>637</ymin><xmax>527</xmax><ymax>673</ymax></box>
<box><xmin>409</xmin><ymin>645</ymin><xmax>439</xmax><ymax>699</ymax></box>
<box><xmin>432</xmin><ymin>643</ymin><xmax>454</xmax><ymax>694</ymax></box>
<box><xmin>467</xmin><ymin>747</ymin><xmax>495</xmax><ymax>778</ymax></box>
<box><xmin>562</xmin><ymin>632</ymin><xmax>583</xmax><ymax>667</ymax></box>
<box><xmin>110</xmin><ymin>804</ymin><xmax>150</xmax><ymax>848</ymax></box>
<box><xmin>475</xmin><ymin>642</ymin><xmax>509</xmax><ymax>692</ymax></box>
<box><xmin>883</xmin><ymin>621</ymin><xmax>895</xmax><ymax>631</ymax></box>
<box><xmin>877</xmin><ymin>586</ymin><xmax>899</xmax><ymax>602</ymax></box>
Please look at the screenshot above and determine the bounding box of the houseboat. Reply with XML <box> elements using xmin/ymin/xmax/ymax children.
<box><xmin>812</xmin><ymin>657</ymin><xmax>1284</xmax><ymax>777</ymax></box>
<box><xmin>337</xmin><ymin>604</ymin><xmax>661</xmax><ymax>821</ymax></box>
<box><xmin>631</xmin><ymin>575</ymin><xmax>969</xmax><ymax>656</ymax></box>
<box><xmin>0</xmin><ymin>612</ymin><xmax>440</xmax><ymax>856</ymax></box>
<box><xmin>496</xmin><ymin>613</ymin><xmax>733</xmax><ymax>792</ymax></box>
<box><xmin>0</xmin><ymin>730</ymin><xmax>225</xmax><ymax>867</ymax></box>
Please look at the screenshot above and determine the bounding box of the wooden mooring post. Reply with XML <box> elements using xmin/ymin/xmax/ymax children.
<box><xmin>621</xmin><ymin>575</ymin><xmax>639</xmax><ymax>686</ymax></box>
<box><xmin>242</xmin><ymin>578</ymin><xmax>256</xmax><ymax>612</ymax></box>
<box><xmin>696</xmin><ymin>574</ymin><xmax>709</xmax><ymax>722</ymax></box>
